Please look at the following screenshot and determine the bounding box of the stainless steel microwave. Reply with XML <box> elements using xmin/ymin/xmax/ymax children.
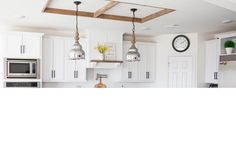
<box><xmin>5</xmin><ymin>59</ymin><xmax>39</xmax><ymax>78</ymax></box>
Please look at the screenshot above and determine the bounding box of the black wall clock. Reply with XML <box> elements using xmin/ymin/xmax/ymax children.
<box><xmin>172</xmin><ymin>35</ymin><xmax>190</xmax><ymax>53</ymax></box>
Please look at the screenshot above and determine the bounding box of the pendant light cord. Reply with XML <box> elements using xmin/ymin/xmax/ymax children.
<box><xmin>75</xmin><ymin>2</ymin><xmax>79</xmax><ymax>42</ymax></box>
<box><xmin>76</xmin><ymin>3</ymin><xmax>78</xmax><ymax>34</ymax></box>
<box><xmin>132</xmin><ymin>10</ymin><xmax>136</xmax><ymax>45</ymax></box>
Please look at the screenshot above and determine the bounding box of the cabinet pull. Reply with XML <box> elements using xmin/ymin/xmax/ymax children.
<box><xmin>20</xmin><ymin>45</ymin><xmax>23</xmax><ymax>54</ymax></box>
<box><xmin>128</xmin><ymin>72</ymin><xmax>132</xmax><ymax>79</ymax></box>
<box><xmin>51</xmin><ymin>70</ymin><xmax>54</xmax><ymax>78</ymax></box>
<box><xmin>146</xmin><ymin>72</ymin><xmax>150</xmax><ymax>79</ymax></box>
<box><xmin>22</xmin><ymin>45</ymin><xmax>25</xmax><ymax>54</ymax></box>
<box><xmin>75</xmin><ymin>71</ymin><xmax>79</xmax><ymax>78</ymax></box>
<box><xmin>74</xmin><ymin>71</ymin><xmax>78</xmax><ymax>78</ymax></box>
<box><xmin>214</xmin><ymin>72</ymin><xmax>218</xmax><ymax>80</ymax></box>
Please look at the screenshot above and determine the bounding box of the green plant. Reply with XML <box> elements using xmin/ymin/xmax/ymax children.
<box><xmin>224</xmin><ymin>40</ymin><xmax>235</xmax><ymax>48</ymax></box>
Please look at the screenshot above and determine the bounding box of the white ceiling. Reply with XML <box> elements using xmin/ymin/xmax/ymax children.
<box><xmin>0</xmin><ymin>0</ymin><xmax>236</xmax><ymax>36</ymax></box>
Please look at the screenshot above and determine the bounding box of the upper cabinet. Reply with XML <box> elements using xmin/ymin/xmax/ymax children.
<box><xmin>205</xmin><ymin>39</ymin><xmax>220</xmax><ymax>84</ymax></box>
<box><xmin>43</xmin><ymin>36</ymin><xmax>65</xmax><ymax>82</ymax></box>
<box><xmin>122</xmin><ymin>41</ymin><xmax>156</xmax><ymax>82</ymax></box>
<box><xmin>42</xmin><ymin>36</ymin><xmax>87</xmax><ymax>83</ymax></box>
<box><xmin>4</xmin><ymin>32</ymin><xmax>43</xmax><ymax>59</ymax></box>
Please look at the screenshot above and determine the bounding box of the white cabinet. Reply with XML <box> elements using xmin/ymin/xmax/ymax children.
<box><xmin>64</xmin><ymin>38</ymin><xmax>87</xmax><ymax>82</ymax></box>
<box><xmin>43</xmin><ymin>37</ymin><xmax>64</xmax><ymax>82</ymax></box>
<box><xmin>122</xmin><ymin>42</ymin><xmax>138</xmax><ymax>82</ymax></box>
<box><xmin>43</xmin><ymin>36</ymin><xmax>87</xmax><ymax>83</ymax></box>
<box><xmin>5</xmin><ymin>32</ymin><xmax>43</xmax><ymax>59</ymax></box>
<box><xmin>205</xmin><ymin>39</ymin><xmax>220</xmax><ymax>84</ymax></box>
<box><xmin>122</xmin><ymin>41</ymin><xmax>156</xmax><ymax>82</ymax></box>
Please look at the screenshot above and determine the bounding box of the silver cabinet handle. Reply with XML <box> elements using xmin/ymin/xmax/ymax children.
<box><xmin>20</xmin><ymin>45</ymin><xmax>23</xmax><ymax>54</ymax></box>
<box><xmin>22</xmin><ymin>45</ymin><xmax>25</xmax><ymax>54</ymax></box>
<box><xmin>146</xmin><ymin>72</ymin><xmax>150</xmax><ymax>79</ymax></box>
<box><xmin>74</xmin><ymin>71</ymin><xmax>78</xmax><ymax>78</ymax></box>
<box><xmin>51</xmin><ymin>70</ymin><xmax>54</xmax><ymax>78</ymax></box>
<box><xmin>214</xmin><ymin>72</ymin><xmax>218</xmax><ymax>80</ymax></box>
<box><xmin>128</xmin><ymin>72</ymin><xmax>132</xmax><ymax>79</ymax></box>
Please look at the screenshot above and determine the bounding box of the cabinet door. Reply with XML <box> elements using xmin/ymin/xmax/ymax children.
<box><xmin>138</xmin><ymin>43</ymin><xmax>148</xmax><ymax>82</ymax></box>
<box><xmin>122</xmin><ymin>42</ymin><xmax>138</xmax><ymax>82</ymax></box>
<box><xmin>64</xmin><ymin>38</ymin><xmax>87</xmax><ymax>82</ymax></box>
<box><xmin>53</xmin><ymin>38</ymin><xmax>65</xmax><ymax>82</ymax></box>
<box><xmin>22</xmin><ymin>34</ymin><xmax>41</xmax><ymax>58</ymax></box>
<box><xmin>145</xmin><ymin>44</ymin><xmax>156</xmax><ymax>82</ymax></box>
<box><xmin>42</xmin><ymin>38</ymin><xmax>54</xmax><ymax>82</ymax></box>
<box><xmin>6</xmin><ymin>32</ymin><xmax>23</xmax><ymax>58</ymax></box>
<box><xmin>137</xmin><ymin>43</ymin><xmax>156</xmax><ymax>82</ymax></box>
<box><xmin>205</xmin><ymin>39</ymin><xmax>219</xmax><ymax>84</ymax></box>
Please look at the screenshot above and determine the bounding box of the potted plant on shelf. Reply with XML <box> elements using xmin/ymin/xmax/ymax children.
<box><xmin>224</xmin><ymin>40</ymin><xmax>235</xmax><ymax>54</ymax></box>
<box><xmin>95</xmin><ymin>44</ymin><xmax>109</xmax><ymax>61</ymax></box>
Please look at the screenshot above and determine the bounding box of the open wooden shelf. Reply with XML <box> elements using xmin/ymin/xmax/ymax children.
<box><xmin>220</xmin><ymin>53</ymin><xmax>236</xmax><ymax>61</ymax></box>
<box><xmin>90</xmin><ymin>60</ymin><xmax>123</xmax><ymax>63</ymax></box>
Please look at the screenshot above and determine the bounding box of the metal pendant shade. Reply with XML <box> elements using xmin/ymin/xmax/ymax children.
<box><xmin>69</xmin><ymin>1</ymin><xmax>85</xmax><ymax>60</ymax></box>
<box><xmin>126</xmin><ymin>8</ymin><xmax>140</xmax><ymax>62</ymax></box>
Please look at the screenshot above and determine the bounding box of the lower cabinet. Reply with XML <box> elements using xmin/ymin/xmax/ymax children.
<box><xmin>43</xmin><ymin>36</ymin><xmax>87</xmax><ymax>83</ymax></box>
<box><xmin>64</xmin><ymin>38</ymin><xmax>87</xmax><ymax>82</ymax></box>
<box><xmin>122</xmin><ymin>41</ymin><xmax>156</xmax><ymax>82</ymax></box>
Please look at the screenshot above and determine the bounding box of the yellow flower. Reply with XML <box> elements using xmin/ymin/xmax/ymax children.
<box><xmin>95</xmin><ymin>44</ymin><xmax>109</xmax><ymax>54</ymax></box>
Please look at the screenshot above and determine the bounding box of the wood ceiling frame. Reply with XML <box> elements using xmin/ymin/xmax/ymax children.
<box><xmin>42</xmin><ymin>0</ymin><xmax>175</xmax><ymax>23</ymax></box>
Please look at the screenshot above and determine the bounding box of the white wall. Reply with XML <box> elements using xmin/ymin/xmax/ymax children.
<box><xmin>0</xmin><ymin>31</ymin><xmax>7</xmax><ymax>88</ymax></box>
<box><xmin>154</xmin><ymin>33</ymin><xmax>198</xmax><ymax>88</ymax></box>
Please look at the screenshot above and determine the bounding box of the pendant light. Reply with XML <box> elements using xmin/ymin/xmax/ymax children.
<box><xmin>126</xmin><ymin>8</ymin><xmax>140</xmax><ymax>62</ymax></box>
<box><xmin>69</xmin><ymin>1</ymin><xmax>85</xmax><ymax>60</ymax></box>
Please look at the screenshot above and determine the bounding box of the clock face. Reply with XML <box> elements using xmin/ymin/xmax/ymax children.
<box><xmin>172</xmin><ymin>35</ymin><xmax>190</xmax><ymax>52</ymax></box>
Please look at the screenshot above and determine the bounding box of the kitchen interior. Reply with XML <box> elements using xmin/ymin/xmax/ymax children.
<box><xmin>1</xmin><ymin>0</ymin><xmax>236</xmax><ymax>88</ymax></box>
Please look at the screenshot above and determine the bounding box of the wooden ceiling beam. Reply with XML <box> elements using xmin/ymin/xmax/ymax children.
<box><xmin>42</xmin><ymin>0</ymin><xmax>52</xmax><ymax>12</ymax></box>
<box><xmin>44</xmin><ymin>8</ymin><xmax>142</xmax><ymax>23</ymax></box>
<box><xmin>141</xmin><ymin>9</ymin><xmax>175</xmax><ymax>23</ymax></box>
<box><xmin>94</xmin><ymin>1</ymin><xmax>119</xmax><ymax>18</ymax></box>
<box><xmin>44</xmin><ymin>8</ymin><xmax>94</xmax><ymax>17</ymax></box>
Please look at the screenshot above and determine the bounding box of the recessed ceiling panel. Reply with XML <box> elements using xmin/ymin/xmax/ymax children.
<box><xmin>43</xmin><ymin>0</ymin><xmax>175</xmax><ymax>23</ymax></box>
<box><xmin>48</xmin><ymin>0</ymin><xmax>109</xmax><ymax>12</ymax></box>
<box><xmin>105</xmin><ymin>3</ymin><xmax>163</xmax><ymax>18</ymax></box>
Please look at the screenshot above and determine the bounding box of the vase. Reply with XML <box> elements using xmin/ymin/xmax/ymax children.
<box><xmin>225</xmin><ymin>48</ymin><xmax>234</xmax><ymax>54</ymax></box>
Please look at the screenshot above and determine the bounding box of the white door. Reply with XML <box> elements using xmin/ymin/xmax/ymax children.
<box><xmin>205</xmin><ymin>39</ymin><xmax>219</xmax><ymax>84</ymax></box>
<box><xmin>6</xmin><ymin>32</ymin><xmax>23</xmax><ymax>58</ymax></box>
<box><xmin>168</xmin><ymin>57</ymin><xmax>193</xmax><ymax>88</ymax></box>
<box><xmin>23</xmin><ymin>34</ymin><xmax>41</xmax><ymax>58</ymax></box>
